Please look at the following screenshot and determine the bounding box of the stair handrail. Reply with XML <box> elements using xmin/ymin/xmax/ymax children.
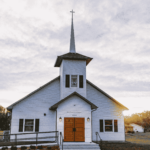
<box><xmin>95</xmin><ymin>132</ymin><xmax>102</xmax><ymax>143</ymax></box>
<box><xmin>60</xmin><ymin>132</ymin><xmax>63</xmax><ymax>150</ymax></box>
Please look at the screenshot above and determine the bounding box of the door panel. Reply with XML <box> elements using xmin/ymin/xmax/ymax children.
<box><xmin>75</xmin><ymin>118</ymin><xmax>85</xmax><ymax>141</ymax></box>
<box><xmin>64</xmin><ymin>118</ymin><xmax>74</xmax><ymax>141</ymax></box>
<box><xmin>64</xmin><ymin>118</ymin><xmax>85</xmax><ymax>142</ymax></box>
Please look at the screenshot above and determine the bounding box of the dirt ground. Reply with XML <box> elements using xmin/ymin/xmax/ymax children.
<box><xmin>126</xmin><ymin>132</ymin><xmax>150</xmax><ymax>145</ymax></box>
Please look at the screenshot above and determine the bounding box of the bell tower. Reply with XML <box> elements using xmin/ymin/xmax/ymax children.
<box><xmin>54</xmin><ymin>10</ymin><xmax>93</xmax><ymax>99</ymax></box>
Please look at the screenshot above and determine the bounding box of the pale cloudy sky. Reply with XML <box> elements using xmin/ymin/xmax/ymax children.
<box><xmin>0</xmin><ymin>0</ymin><xmax>150</xmax><ymax>116</ymax></box>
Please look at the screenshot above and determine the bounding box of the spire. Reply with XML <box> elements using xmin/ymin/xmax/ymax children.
<box><xmin>69</xmin><ymin>10</ymin><xmax>76</xmax><ymax>53</ymax></box>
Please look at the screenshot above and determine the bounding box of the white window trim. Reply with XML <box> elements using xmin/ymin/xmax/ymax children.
<box><xmin>22</xmin><ymin>119</ymin><xmax>35</xmax><ymax>133</ymax></box>
<box><xmin>102</xmin><ymin>119</ymin><xmax>118</xmax><ymax>133</ymax></box>
<box><xmin>65</xmin><ymin>74</ymin><xmax>84</xmax><ymax>89</ymax></box>
<box><xmin>104</xmin><ymin>119</ymin><xmax>113</xmax><ymax>132</ymax></box>
<box><xmin>71</xmin><ymin>74</ymin><xmax>78</xmax><ymax>88</ymax></box>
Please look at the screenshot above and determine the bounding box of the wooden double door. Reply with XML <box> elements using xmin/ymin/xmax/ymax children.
<box><xmin>64</xmin><ymin>118</ymin><xmax>85</xmax><ymax>142</ymax></box>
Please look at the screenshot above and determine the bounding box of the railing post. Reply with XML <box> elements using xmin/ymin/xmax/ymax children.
<box><xmin>60</xmin><ymin>132</ymin><xmax>61</xmax><ymax>145</ymax></box>
<box><xmin>55</xmin><ymin>131</ymin><xmax>58</xmax><ymax>144</ymax></box>
<box><xmin>60</xmin><ymin>132</ymin><xmax>63</xmax><ymax>150</ymax></box>
<box><xmin>36</xmin><ymin>132</ymin><xmax>38</xmax><ymax>145</ymax></box>
<box><xmin>96</xmin><ymin>132</ymin><xmax>97</xmax><ymax>143</ymax></box>
<box><xmin>61</xmin><ymin>132</ymin><xmax>63</xmax><ymax>150</ymax></box>
<box><xmin>57</xmin><ymin>132</ymin><xmax>59</xmax><ymax>145</ymax></box>
<box><xmin>62</xmin><ymin>138</ymin><xmax>63</xmax><ymax>150</ymax></box>
<box><xmin>15</xmin><ymin>134</ymin><xmax>17</xmax><ymax>146</ymax></box>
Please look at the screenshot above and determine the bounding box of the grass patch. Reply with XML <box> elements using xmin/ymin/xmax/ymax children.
<box><xmin>126</xmin><ymin>132</ymin><xmax>150</xmax><ymax>145</ymax></box>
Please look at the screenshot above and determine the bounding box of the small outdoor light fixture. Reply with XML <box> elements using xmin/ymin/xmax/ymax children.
<box><xmin>87</xmin><ymin>117</ymin><xmax>90</xmax><ymax>122</ymax></box>
<box><xmin>59</xmin><ymin>117</ymin><xmax>62</xmax><ymax>122</ymax></box>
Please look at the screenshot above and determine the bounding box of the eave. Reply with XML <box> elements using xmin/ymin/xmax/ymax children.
<box><xmin>87</xmin><ymin>80</ymin><xmax>129</xmax><ymax>110</ymax></box>
<box><xmin>54</xmin><ymin>52</ymin><xmax>93</xmax><ymax>67</ymax></box>
<box><xmin>49</xmin><ymin>92</ymin><xmax>98</xmax><ymax>110</ymax></box>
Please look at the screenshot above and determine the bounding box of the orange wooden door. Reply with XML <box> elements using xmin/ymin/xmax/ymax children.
<box><xmin>75</xmin><ymin>118</ymin><xmax>85</xmax><ymax>142</ymax></box>
<box><xmin>64</xmin><ymin>118</ymin><xmax>74</xmax><ymax>141</ymax></box>
<box><xmin>64</xmin><ymin>118</ymin><xmax>85</xmax><ymax>142</ymax></box>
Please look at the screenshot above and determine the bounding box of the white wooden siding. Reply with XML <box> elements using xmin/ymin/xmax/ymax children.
<box><xmin>57</xmin><ymin>95</ymin><xmax>91</xmax><ymax>142</ymax></box>
<box><xmin>60</xmin><ymin>60</ymin><xmax>86</xmax><ymax>99</ymax></box>
<box><xmin>11</xmin><ymin>78</ymin><xmax>60</xmax><ymax>134</ymax></box>
<box><xmin>86</xmin><ymin>82</ymin><xmax>125</xmax><ymax>141</ymax></box>
<box><xmin>10</xmin><ymin>74</ymin><xmax>125</xmax><ymax>141</ymax></box>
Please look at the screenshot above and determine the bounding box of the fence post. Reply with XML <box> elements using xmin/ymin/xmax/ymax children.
<box><xmin>36</xmin><ymin>132</ymin><xmax>38</xmax><ymax>145</ymax></box>
<box><xmin>15</xmin><ymin>134</ymin><xmax>17</xmax><ymax>146</ymax></box>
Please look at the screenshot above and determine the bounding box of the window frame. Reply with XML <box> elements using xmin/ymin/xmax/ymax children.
<box><xmin>65</xmin><ymin>74</ymin><xmax>84</xmax><ymax>88</ymax></box>
<box><xmin>24</xmin><ymin>119</ymin><xmax>34</xmax><ymax>132</ymax></box>
<box><xmin>105</xmin><ymin>120</ymin><xmax>113</xmax><ymax>132</ymax></box>
<box><xmin>99</xmin><ymin>119</ymin><xmax>118</xmax><ymax>133</ymax></box>
<box><xmin>71</xmin><ymin>75</ymin><xmax>78</xmax><ymax>87</ymax></box>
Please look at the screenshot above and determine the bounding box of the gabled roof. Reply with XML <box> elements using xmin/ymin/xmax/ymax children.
<box><xmin>49</xmin><ymin>92</ymin><xmax>98</xmax><ymax>110</ymax></box>
<box><xmin>7</xmin><ymin>76</ymin><xmax>128</xmax><ymax>111</ymax></box>
<box><xmin>54</xmin><ymin>52</ymin><xmax>93</xmax><ymax>67</ymax></box>
<box><xmin>130</xmin><ymin>123</ymin><xmax>144</xmax><ymax>128</ymax></box>
<box><xmin>87</xmin><ymin>80</ymin><xmax>129</xmax><ymax>110</ymax></box>
<box><xmin>7</xmin><ymin>76</ymin><xmax>60</xmax><ymax>110</ymax></box>
<box><xmin>125</xmin><ymin>124</ymin><xmax>133</xmax><ymax>128</ymax></box>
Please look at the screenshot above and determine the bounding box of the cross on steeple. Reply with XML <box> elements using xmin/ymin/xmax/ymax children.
<box><xmin>70</xmin><ymin>10</ymin><xmax>75</xmax><ymax>20</ymax></box>
<box><xmin>69</xmin><ymin>10</ymin><xmax>76</xmax><ymax>53</ymax></box>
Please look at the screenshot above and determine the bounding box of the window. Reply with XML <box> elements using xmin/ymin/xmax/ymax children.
<box><xmin>66</xmin><ymin>75</ymin><xmax>70</xmax><ymax>87</ymax></box>
<box><xmin>114</xmin><ymin>120</ymin><xmax>118</xmax><ymax>132</ymax></box>
<box><xmin>100</xmin><ymin>119</ymin><xmax>118</xmax><ymax>132</ymax></box>
<box><xmin>19</xmin><ymin>119</ymin><xmax>23</xmax><ymax>132</ymax></box>
<box><xmin>25</xmin><ymin>119</ymin><xmax>34</xmax><ymax>132</ymax></box>
<box><xmin>105</xmin><ymin>120</ymin><xmax>113</xmax><ymax>131</ymax></box>
<box><xmin>71</xmin><ymin>75</ymin><xmax>77</xmax><ymax>87</ymax></box>
<box><xmin>79</xmin><ymin>75</ymin><xmax>83</xmax><ymax>88</ymax></box>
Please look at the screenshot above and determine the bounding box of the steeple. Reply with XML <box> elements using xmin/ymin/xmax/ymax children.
<box><xmin>54</xmin><ymin>10</ymin><xmax>93</xmax><ymax>67</ymax></box>
<box><xmin>69</xmin><ymin>10</ymin><xmax>76</xmax><ymax>53</ymax></box>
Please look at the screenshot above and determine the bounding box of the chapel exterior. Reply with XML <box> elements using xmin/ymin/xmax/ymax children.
<box><xmin>7</xmin><ymin>11</ymin><xmax>128</xmax><ymax>142</ymax></box>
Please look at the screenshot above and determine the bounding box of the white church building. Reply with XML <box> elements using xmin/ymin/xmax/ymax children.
<box><xmin>7</xmin><ymin>11</ymin><xmax>128</xmax><ymax>143</ymax></box>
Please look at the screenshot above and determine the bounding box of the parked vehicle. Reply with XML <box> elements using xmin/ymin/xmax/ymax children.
<box><xmin>125</xmin><ymin>124</ymin><xmax>134</xmax><ymax>133</ymax></box>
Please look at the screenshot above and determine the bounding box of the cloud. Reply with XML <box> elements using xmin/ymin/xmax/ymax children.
<box><xmin>0</xmin><ymin>0</ymin><xmax>149</xmax><ymax>114</ymax></box>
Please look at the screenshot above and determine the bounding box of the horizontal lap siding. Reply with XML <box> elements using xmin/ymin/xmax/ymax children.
<box><xmin>57</xmin><ymin>95</ymin><xmax>91</xmax><ymax>142</ymax></box>
<box><xmin>60</xmin><ymin>60</ymin><xmax>86</xmax><ymax>99</ymax></box>
<box><xmin>11</xmin><ymin>78</ymin><xmax>60</xmax><ymax>134</ymax></box>
<box><xmin>86</xmin><ymin>82</ymin><xmax>125</xmax><ymax>141</ymax></box>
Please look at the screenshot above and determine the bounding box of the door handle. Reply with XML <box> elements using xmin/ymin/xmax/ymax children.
<box><xmin>73</xmin><ymin>128</ymin><xmax>76</xmax><ymax>132</ymax></box>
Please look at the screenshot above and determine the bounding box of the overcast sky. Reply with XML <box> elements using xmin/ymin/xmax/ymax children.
<box><xmin>0</xmin><ymin>0</ymin><xmax>150</xmax><ymax>116</ymax></box>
